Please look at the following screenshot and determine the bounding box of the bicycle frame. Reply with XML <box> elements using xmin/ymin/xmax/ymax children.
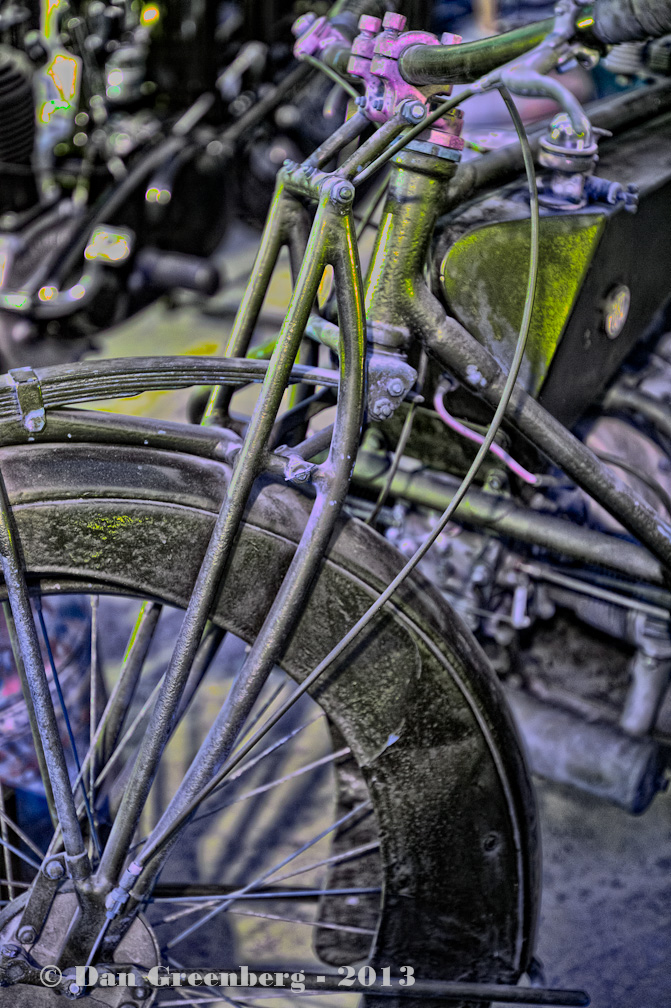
<box><xmin>3</xmin><ymin>5</ymin><xmax>671</xmax><ymax>983</ymax></box>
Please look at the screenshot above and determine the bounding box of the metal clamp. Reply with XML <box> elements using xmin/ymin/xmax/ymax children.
<box><xmin>7</xmin><ymin>367</ymin><xmax>45</xmax><ymax>433</ymax></box>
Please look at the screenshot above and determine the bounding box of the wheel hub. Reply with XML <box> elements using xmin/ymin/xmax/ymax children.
<box><xmin>0</xmin><ymin>892</ymin><xmax>160</xmax><ymax>1005</ymax></box>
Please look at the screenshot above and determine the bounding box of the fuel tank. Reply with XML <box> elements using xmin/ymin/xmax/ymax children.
<box><xmin>435</xmin><ymin>106</ymin><xmax>671</xmax><ymax>428</ymax></box>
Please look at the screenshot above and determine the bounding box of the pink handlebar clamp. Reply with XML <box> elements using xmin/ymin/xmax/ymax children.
<box><xmin>348</xmin><ymin>13</ymin><xmax>465</xmax><ymax>155</ymax></box>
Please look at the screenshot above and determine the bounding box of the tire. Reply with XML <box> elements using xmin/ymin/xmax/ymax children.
<box><xmin>0</xmin><ymin>438</ymin><xmax>539</xmax><ymax>990</ymax></box>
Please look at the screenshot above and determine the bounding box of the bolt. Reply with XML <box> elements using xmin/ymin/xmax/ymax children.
<box><xmin>16</xmin><ymin>927</ymin><xmax>36</xmax><ymax>945</ymax></box>
<box><xmin>24</xmin><ymin>413</ymin><xmax>44</xmax><ymax>434</ymax></box>
<box><xmin>440</xmin><ymin>31</ymin><xmax>462</xmax><ymax>44</ymax></box>
<box><xmin>387</xmin><ymin>378</ymin><xmax>405</xmax><ymax>397</ymax></box>
<box><xmin>358</xmin><ymin>14</ymin><xmax>381</xmax><ymax>34</ymax></box>
<box><xmin>291</xmin><ymin>12</ymin><xmax>316</xmax><ymax>38</ymax></box>
<box><xmin>44</xmin><ymin>859</ymin><xmax>65</xmax><ymax>880</ymax></box>
<box><xmin>401</xmin><ymin>100</ymin><xmax>426</xmax><ymax>124</ymax></box>
<box><xmin>382</xmin><ymin>11</ymin><xmax>406</xmax><ymax>32</ymax></box>
<box><xmin>355</xmin><ymin>95</ymin><xmax>366</xmax><ymax>107</ymax></box>
<box><xmin>331</xmin><ymin>180</ymin><xmax>355</xmax><ymax>205</ymax></box>
<box><xmin>1</xmin><ymin>945</ymin><xmax>19</xmax><ymax>958</ymax></box>
<box><xmin>372</xmin><ymin>97</ymin><xmax>384</xmax><ymax>111</ymax></box>
<box><xmin>134</xmin><ymin>987</ymin><xmax>149</xmax><ymax>1000</ymax></box>
<box><xmin>372</xmin><ymin>397</ymin><xmax>394</xmax><ymax>420</ymax></box>
<box><xmin>285</xmin><ymin>457</ymin><xmax>316</xmax><ymax>484</ymax></box>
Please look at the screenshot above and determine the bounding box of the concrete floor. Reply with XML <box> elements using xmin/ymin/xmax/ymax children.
<box><xmin>532</xmin><ymin>780</ymin><xmax>671</xmax><ymax>1008</ymax></box>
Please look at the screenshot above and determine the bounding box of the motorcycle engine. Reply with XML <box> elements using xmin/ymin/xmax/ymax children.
<box><xmin>357</xmin><ymin>328</ymin><xmax>671</xmax><ymax>811</ymax></box>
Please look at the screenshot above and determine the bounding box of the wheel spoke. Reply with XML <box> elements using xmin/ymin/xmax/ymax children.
<box><xmin>0</xmin><ymin>782</ymin><xmax>15</xmax><ymax>899</ymax></box>
<box><xmin>100</xmin><ymin>601</ymin><xmax>163</xmax><ymax>765</ymax></box>
<box><xmin>96</xmin><ymin>675</ymin><xmax>165</xmax><ymax>788</ymax></box>
<box><xmin>0</xmin><ymin>836</ymin><xmax>41</xmax><ymax>873</ymax></box>
<box><xmin>224</xmin><ymin>716</ymin><xmax>324</xmax><ymax>788</ymax></box>
<box><xmin>190</xmin><ymin>747</ymin><xmax>350</xmax><ymax>826</ymax></box>
<box><xmin>0</xmin><ymin>803</ymin><xmax>46</xmax><ymax>861</ymax></box>
<box><xmin>268</xmin><ymin>840</ymin><xmax>379</xmax><ymax>885</ymax></box>
<box><xmin>131</xmin><ymin>713</ymin><xmax>326</xmax><ymax>854</ymax></box>
<box><xmin>89</xmin><ymin>596</ymin><xmax>99</xmax><ymax>830</ymax></box>
<box><xmin>155</xmin><ymin>885</ymin><xmax>380</xmax><ymax>904</ymax></box>
<box><xmin>224</xmin><ymin>907</ymin><xmax>376</xmax><ymax>935</ymax></box>
<box><xmin>233</xmin><ymin>680</ymin><xmax>288</xmax><ymax>752</ymax></box>
<box><xmin>0</xmin><ymin>878</ymin><xmax>30</xmax><ymax>890</ymax></box>
<box><xmin>35</xmin><ymin>598</ymin><xmax>102</xmax><ymax>858</ymax></box>
<box><xmin>45</xmin><ymin>670</ymin><xmax>167</xmax><ymax>864</ymax></box>
<box><xmin>166</xmin><ymin>800</ymin><xmax>371</xmax><ymax>949</ymax></box>
<box><xmin>157</xmin><ymin>887</ymin><xmax>380</xmax><ymax>925</ymax></box>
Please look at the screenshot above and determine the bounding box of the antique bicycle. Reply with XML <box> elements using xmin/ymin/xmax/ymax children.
<box><xmin>0</xmin><ymin>0</ymin><xmax>670</xmax><ymax>1004</ymax></box>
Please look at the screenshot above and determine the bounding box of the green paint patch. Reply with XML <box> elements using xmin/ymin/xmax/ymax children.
<box><xmin>441</xmin><ymin>213</ymin><xmax>605</xmax><ymax>395</ymax></box>
<box><xmin>85</xmin><ymin>514</ymin><xmax>148</xmax><ymax>540</ymax></box>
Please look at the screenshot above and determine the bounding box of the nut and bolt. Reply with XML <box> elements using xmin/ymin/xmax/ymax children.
<box><xmin>24</xmin><ymin>413</ymin><xmax>45</xmax><ymax>433</ymax></box>
<box><xmin>387</xmin><ymin>378</ymin><xmax>405</xmax><ymax>397</ymax></box>
<box><xmin>401</xmin><ymin>100</ymin><xmax>426</xmax><ymax>124</ymax></box>
<box><xmin>358</xmin><ymin>14</ymin><xmax>381</xmax><ymax>34</ymax></box>
<box><xmin>44</xmin><ymin>859</ymin><xmax>66</xmax><ymax>880</ymax></box>
<box><xmin>285</xmin><ymin>457</ymin><xmax>316</xmax><ymax>484</ymax></box>
<box><xmin>372</xmin><ymin>397</ymin><xmax>394</xmax><ymax>419</ymax></box>
<box><xmin>331</xmin><ymin>180</ymin><xmax>355</xmax><ymax>205</ymax></box>
<box><xmin>355</xmin><ymin>95</ymin><xmax>366</xmax><ymax>107</ymax></box>
<box><xmin>372</xmin><ymin>97</ymin><xmax>384</xmax><ymax>111</ymax></box>
<box><xmin>16</xmin><ymin>926</ymin><xmax>36</xmax><ymax>945</ymax></box>
<box><xmin>382</xmin><ymin>11</ymin><xmax>406</xmax><ymax>32</ymax></box>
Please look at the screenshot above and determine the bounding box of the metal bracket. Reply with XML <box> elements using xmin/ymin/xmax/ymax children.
<box><xmin>7</xmin><ymin>367</ymin><xmax>46</xmax><ymax>433</ymax></box>
<box><xmin>15</xmin><ymin>857</ymin><xmax>65</xmax><ymax>948</ymax></box>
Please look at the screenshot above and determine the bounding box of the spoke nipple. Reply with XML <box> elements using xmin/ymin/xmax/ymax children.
<box><xmin>16</xmin><ymin>926</ymin><xmax>36</xmax><ymax>945</ymax></box>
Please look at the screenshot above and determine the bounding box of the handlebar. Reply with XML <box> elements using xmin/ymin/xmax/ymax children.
<box><xmin>399</xmin><ymin>19</ymin><xmax>553</xmax><ymax>86</ymax></box>
<box><xmin>327</xmin><ymin>2</ymin><xmax>671</xmax><ymax>90</ymax></box>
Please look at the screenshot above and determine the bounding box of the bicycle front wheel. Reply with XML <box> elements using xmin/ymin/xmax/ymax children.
<box><xmin>0</xmin><ymin>433</ymin><xmax>538</xmax><ymax>1004</ymax></box>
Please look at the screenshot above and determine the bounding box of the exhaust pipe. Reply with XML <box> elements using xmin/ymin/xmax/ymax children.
<box><xmin>504</xmin><ymin>687</ymin><xmax>667</xmax><ymax>813</ymax></box>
